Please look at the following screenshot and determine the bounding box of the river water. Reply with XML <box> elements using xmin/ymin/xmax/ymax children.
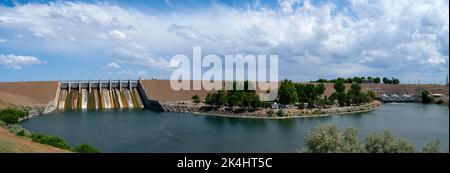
<box><xmin>20</xmin><ymin>103</ymin><xmax>449</xmax><ymax>152</ymax></box>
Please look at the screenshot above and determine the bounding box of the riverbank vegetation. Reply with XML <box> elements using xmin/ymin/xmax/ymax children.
<box><xmin>194</xmin><ymin>79</ymin><xmax>380</xmax><ymax>118</ymax></box>
<box><xmin>0</xmin><ymin>108</ymin><xmax>100</xmax><ymax>153</ymax></box>
<box><xmin>301</xmin><ymin>124</ymin><xmax>442</xmax><ymax>153</ymax></box>
<box><xmin>203</xmin><ymin>81</ymin><xmax>261</xmax><ymax>109</ymax></box>
<box><xmin>0</xmin><ymin>108</ymin><xmax>28</xmax><ymax>124</ymax></box>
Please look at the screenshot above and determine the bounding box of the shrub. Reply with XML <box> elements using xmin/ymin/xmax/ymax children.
<box><xmin>266</xmin><ymin>110</ymin><xmax>274</xmax><ymax>117</ymax></box>
<box><xmin>302</xmin><ymin>124</ymin><xmax>441</xmax><ymax>153</ymax></box>
<box><xmin>276</xmin><ymin>110</ymin><xmax>285</xmax><ymax>117</ymax></box>
<box><xmin>30</xmin><ymin>133</ymin><xmax>71</xmax><ymax>150</ymax></box>
<box><xmin>421</xmin><ymin>90</ymin><xmax>432</xmax><ymax>104</ymax></box>
<box><xmin>0</xmin><ymin>113</ymin><xmax>18</xmax><ymax>124</ymax></box>
<box><xmin>72</xmin><ymin>144</ymin><xmax>100</xmax><ymax>153</ymax></box>
<box><xmin>313</xmin><ymin>110</ymin><xmax>322</xmax><ymax>115</ymax></box>
<box><xmin>16</xmin><ymin>130</ymin><xmax>26</xmax><ymax>136</ymax></box>
<box><xmin>422</xmin><ymin>139</ymin><xmax>442</xmax><ymax>153</ymax></box>
<box><xmin>0</xmin><ymin>108</ymin><xmax>27</xmax><ymax>125</ymax></box>
<box><xmin>7</xmin><ymin>124</ymin><xmax>29</xmax><ymax>136</ymax></box>
<box><xmin>303</xmin><ymin>124</ymin><xmax>363</xmax><ymax>153</ymax></box>
<box><xmin>192</xmin><ymin>94</ymin><xmax>201</xmax><ymax>104</ymax></box>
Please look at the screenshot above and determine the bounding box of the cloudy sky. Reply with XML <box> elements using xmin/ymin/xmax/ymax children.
<box><xmin>0</xmin><ymin>0</ymin><xmax>448</xmax><ymax>84</ymax></box>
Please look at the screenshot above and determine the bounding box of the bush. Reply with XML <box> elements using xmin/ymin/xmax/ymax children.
<box><xmin>422</xmin><ymin>139</ymin><xmax>442</xmax><ymax>153</ymax></box>
<box><xmin>72</xmin><ymin>144</ymin><xmax>100</xmax><ymax>153</ymax></box>
<box><xmin>421</xmin><ymin>90</ymin><xmax>432</xmax><ymax>104</ymax></box>
<box><xmin>0</xmin><ymin>113</ymin><xmax>18</xmax><ymax>124</ymax></box>
<box><xmin>30</xmin><ymin>133</ymin><xmax>71</xmax><ymax>150</ymax></box>
<box><xmin>302</xmin><ymin>124</ymin><xmax>441</xmax><ymax>153</ymax></box>
<box><xmin>16</xmin><ymin>130</ymin><xmax>26</xmax><ymax>136</ymax></box>
<box><xmin>266</xmin><ymin>110</ymin><xmax>274</xmax><ymax>117</ymax></box>
<box><xmin>276</xmin><ymin>110</ymin><xmax>285</xmax><ymax>117</ymax></box>
<box><xmin>304</xmin><ymin>124</ymin><xmax>363</xmax><ymax>153</ymax></box>
<box><xmin>7</xmin><ymin>124</ymin><xmax>30</xmax><ymax>136</ymax></box>
<box><xmin>313</xmin><ymin>110</ymin><xmax>323</xmax><ymax>115</ymax></box>
<box><xmin>192</xmin><ymin>94</ymin><xmax>201</xmax><ymax>104</ymax></box>
<box><xmin>0</xmin><ymin>108</ymin><xmax>27</xmax><ymax>125</ymax></box>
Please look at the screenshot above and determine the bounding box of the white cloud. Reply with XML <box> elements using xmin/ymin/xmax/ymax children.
<box><xmin>110</xmin><ymin>30</ymin><xmax>126</xmax><ymax>40</ymax></box>
<box><xmin>0</xmin><ymin>38</ymin><xmax>6</xmax><ymax>43</ymax></box>
<box><xmin>0</xmin><ymin>54</ymin><xmax>44</xmax><ymax>69</ymax></box>
<box><xmin>278</xmin><ymin>0</ymin><xmax>301</xmax><ymax>14</ymax></box>
<box><xmin>103</xmin><ymin>62</ymin><xmax>120</xmax><ymax>69</ymax></box>
<box><xmin>0</xmin><ymin>1</ymin><xmax>448</xmax><ymax>82</ymax></box>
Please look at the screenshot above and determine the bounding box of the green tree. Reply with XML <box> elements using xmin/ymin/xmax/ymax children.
<box><xmin>364</xmin><ymin>131</ymin><xmax>415</xmax><ymax>153</ymax></box>
<box><xmin>373</xmin><ymin>77</ymin><xmax>381</xmax><ymax>84</ymax></box>
<box><xmin>204</xmin><ymin>92</ymin><xmax>216</xmax><ymax>105</ymax></box>
<box><xmin>72</xmin><ymin>144</ymin><xmax>100</xmax><ymax>153</ymax></box>
<box><xmin>334</xmin><ymin>80</ymin><xmax>346</xmax><ymax>93</ymax></box>
<box><xmin>367</xmin><ymin>76</ymin><xmax>373</xmax><ymax>82</ymax></box>
<box><xmin>330</xmin><ymin>81</ymin><xmax>348</xmax><ymax>107</ymax></box>
<box><xmin>191</xmin><ymin>94</ymin><xmax>201</xmax><ymax>104</ymax></box>
<box><xmin>278</xmin><ymin>79</ymin><xmax>298</xmax><ymax>104</ymax></box>
<box><xmin>421</xmin><ymin>90</ymin><xmax>432</xmax><ymax>103</ymax></box>
<box><xmin>303</xmin><ymin>124</ymin><xmax>363</xmax><ymax>153</ymax></box>
<box><xmin>392</xmin><ymin>78</ymin><xmax>400</xmax><ymax>84</ymax></box>
<box><xmin>421</xmin><ymin>139</ymin><xmax>442</xmax><ymax>153</ymax></box>
<box><xmin>276</xmin><ymin>109</ymin><xmax>285</xmax><ymax>117</ymax></box>
<box><xmin>382</xmin><ymin>77</ymin><xmax>392</xmax><ymax>84</ymax></box>
<box><xmin>0</xmin><ymin>108</ymin><xmax>27</xmax><ymax>125</ymax></box>
<box><xmin>302</xmin><ymin>124</ymin><xmax>434</xmax><ymax>153</ymax></box>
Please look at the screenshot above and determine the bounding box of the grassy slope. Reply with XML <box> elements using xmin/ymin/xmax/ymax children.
<box><xmin>0</xmin><ymin>127</ymin><xmax>70</xmax><ymax>153</ymax></box>
<box><xmin>1</xmin><ymin>101</ymin><xmax>70</xmax><ymax>153</ymax></box>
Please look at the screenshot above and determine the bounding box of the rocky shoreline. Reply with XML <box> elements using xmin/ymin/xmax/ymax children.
<box><xmin>161</xmin><ymin>100</ymin><xmax>383</xmax><ymax>119</ymax></box>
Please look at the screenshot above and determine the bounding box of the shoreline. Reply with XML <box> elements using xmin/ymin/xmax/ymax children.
<box><xmin>166</xmin><ymin>101</ymin><xmax>383</xmax><ymax>120</ymax></box>
<box><xmin>191</xmin><ymin>104</ymin><xmax>382</xmax><ymax>119</ymax></box>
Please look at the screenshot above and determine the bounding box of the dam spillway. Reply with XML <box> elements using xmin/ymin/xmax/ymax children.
<box><xmin>57</xmin><ymin>80</ymin><xmax>144</xmax><ymax>110</ymax></box>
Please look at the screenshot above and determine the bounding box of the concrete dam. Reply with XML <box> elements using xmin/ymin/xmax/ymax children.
<box><xmin>2</xmin><ymin>79</ymin><xmax>449</xmax><ymax>114</ymax></box>
<box><xmin>57</xmin><ymin>80</ymin><xmax>144</xmax><ymax>110</ymax></box>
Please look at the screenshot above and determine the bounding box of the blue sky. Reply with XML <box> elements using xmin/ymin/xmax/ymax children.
<box><xmin>0</xmin><ymin>0</ymin><xmax>449</xmax><ymax>84</ymax></box>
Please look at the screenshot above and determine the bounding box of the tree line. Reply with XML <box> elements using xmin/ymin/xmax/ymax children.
<box><xmin>193</xmin><ymin>81</ymin><xmax>262</xmax><ymax>109</ymax></box>
<box><xmin>279</xmin><ymin>79</ymin><xmax>376</xmax><ymax>108</ymax></box>
<box><xmin>312</xmin><ymin>76</ymin><xmax>400</xmax><ymax>84</ymax></box>
<box><xmin>197</xmin><ymin>79</ymin><xmax>377</xmax><ymax>109</ymax></box>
